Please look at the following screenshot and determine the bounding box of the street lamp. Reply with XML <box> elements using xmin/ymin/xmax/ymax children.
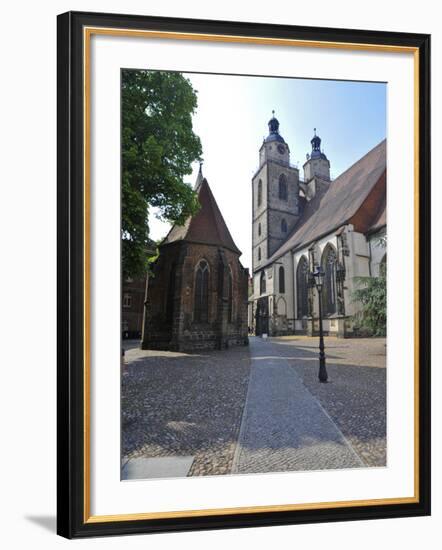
<box><xmin>312</xmin><ymin>267</ymin><xmax>328</xmax><ymax>383</ymax></box>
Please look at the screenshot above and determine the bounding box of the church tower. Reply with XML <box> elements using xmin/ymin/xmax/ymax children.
<box><xmin>303</xmin><ymin>129</ymin><xmax>330</xmax><ymax>183</ymax></box>
<box><xmin>252</xmin><ymin>112</ymin><xmax>300</xmax><ymax>273</ymax></box>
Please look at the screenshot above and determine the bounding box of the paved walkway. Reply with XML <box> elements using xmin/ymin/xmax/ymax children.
<box><xmin>232</xmin><ymin>337</ymin><xmax>363</xmax><ymax>474</ymax></box>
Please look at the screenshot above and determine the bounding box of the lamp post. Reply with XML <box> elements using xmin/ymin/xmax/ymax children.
<box><xmin>312</xmin><ymin>267</ymin><xmax>328</xmax><ymax>383</ymax></box>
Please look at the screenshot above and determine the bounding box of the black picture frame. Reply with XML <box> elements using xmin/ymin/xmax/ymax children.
<box><xmin>57</xmin><ymin>10</ymin><xmax>431</xmax><ymax>539</ymax></box>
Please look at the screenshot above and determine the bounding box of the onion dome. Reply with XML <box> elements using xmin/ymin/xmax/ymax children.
<box><xmin>310</xmin><ymin>128</ymin><xmax>328</xmax><ymax>160</ymax></box>
<box><xmin>265</xmin><ymin>110</ymin><xmax>285</xmax><ymax>143</ymax></box>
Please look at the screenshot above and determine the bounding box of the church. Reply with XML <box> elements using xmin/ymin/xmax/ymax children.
<box><xmin>250</xmin><ymin>114</ymin><xmax>386</xmax><ymax>338</ymax></box>
<box><xmin>141</xmin><ymin>170</ymin><xmax>249</xmax><ymax>352</ymax></box>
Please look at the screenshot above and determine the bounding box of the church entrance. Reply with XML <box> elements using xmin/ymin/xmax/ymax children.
<box><xmin>255</xmin><ymin>296</ymin><xmax>269</xmax><ymax>336</ymax></box>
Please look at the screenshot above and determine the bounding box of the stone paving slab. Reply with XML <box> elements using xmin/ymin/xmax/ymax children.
<box><xmin>232</xmin><ymin>337</ymin><xmax>363</xmax><ymax>474</ymax></box>
<box><xmin>121</xmin><ymin>456</ymin><xmax>194</xmax><ymax>480</ymax></box>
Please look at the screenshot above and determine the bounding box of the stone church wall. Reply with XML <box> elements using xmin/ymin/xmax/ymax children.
<box><xmin>142</xmin><ymin>242</ymin><xmax>249</xmax><ymax>352</ymax></box>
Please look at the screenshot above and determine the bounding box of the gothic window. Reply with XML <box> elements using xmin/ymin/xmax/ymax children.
<box><xmin>281</xmin><ymin>218</ymin><xmax>287</xmax><ymax>233</ymax></box>
<box><xmin>257</xmin><ymin>179</ymin><xmax>262</xmax><ymax>207</ymax></box>
<box><xmin>258</xmin><ymin>247</ymin><xmax>261</xmax><ymax>261</ymax></box>
<box><xmin>278</xmin><ymin>174</ymin><xmax>288</xmax><ymax>201</ymax></box>
<box><xmin>194</xmin><ymin>260</ymin><xmax>209</xmax><ymax>323</ymax></box>
<box><xmin>228</xmin><ymin>268</ymin><xmax>233</xmax><ymax>323</ymax></box>
<box><xmin>321</xmin><ymin>245</ymin><xmax>337</xmax><ymax>316</ymax></box>
<box><xmin>166</xmin><ymin>263</ymin><xmax>176</xmax><ymax>322</ymax></box>
<box><xmin>260</xmin><ymin>271</ymin><xmax>266</xmax><ymax>295</ymax></box>
<box><xmin>296</xmin><ymin>256</ymin><xmax>309</xmax><ymax>317</ymax></box>
<box><xmin>258</xmin><ymin>223</ymin><xmax>261</xmax><ymax>236</ymax></box>
<box><xmin>279</xmin><ymin>266</ymin><xmax>285</xmax><ymax>293</ymax></box>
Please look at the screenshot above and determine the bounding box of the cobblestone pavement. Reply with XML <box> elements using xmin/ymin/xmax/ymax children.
<box><xmin>271</xmin><ymin>336</ymin><xmax>387</xmax><ymax>467</ymax></box>
<box><xmin>122</xmin><ymin>336</ymin><xmax>386</xmax><ymax>477</ymax></box>
<box><xmin>121</xmin><ymin>345</ymin><xmax>250</xmax><ymax>476</ymax></box>
<box><xmin>232</xmin><ymin>337</ymin><xmax>363</xmax><ymax>474</ymax></box>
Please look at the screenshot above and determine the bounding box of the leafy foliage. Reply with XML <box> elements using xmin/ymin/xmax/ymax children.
<box><xmin>122</xmin><ymin>70</ymin><xmax>202</xmax><ymax>278</ymax></box>
<box><xmin>352</xmin><ymin>274</ymin><xmax>387</xmax><ymax>336</ymax></box>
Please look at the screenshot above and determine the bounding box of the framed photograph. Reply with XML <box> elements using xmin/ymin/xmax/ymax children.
<box><xmin>57</xmin><ymin>11</ymin><xmax>431</xmax><ymax>538</ymax></box>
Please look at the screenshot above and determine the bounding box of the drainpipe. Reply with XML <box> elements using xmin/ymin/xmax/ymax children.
<box><xmin>368</xmin><ymin>237</ymin><xmax>372</xmax><ymax>277</ymax></box>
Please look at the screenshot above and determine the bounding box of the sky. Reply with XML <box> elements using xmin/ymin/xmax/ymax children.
<box><xmin>148</xmin><ymin>72</ymin><xmax>386</xmax><ymax>271</ymax></box>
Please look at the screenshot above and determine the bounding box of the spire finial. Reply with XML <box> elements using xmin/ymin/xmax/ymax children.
<box><xmin>195</xmin><ymin>160</ymin><xmax>204</xmax><ymax>189</ymax></box>
<box><xmin>272</xmin><ymin>109</ymin><xmax>275</xmax><ymax>117</ymax></box>
<box><xmin>314</xmin><ymin>127</ymin><xmax>317</xmax><ymax>136</ymax></box>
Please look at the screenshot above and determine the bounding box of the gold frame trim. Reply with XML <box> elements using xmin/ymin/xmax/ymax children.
<box><xmin>83</xmin><ymin>26</ymin><xmax>420</xmax><ymax>524</ymax></box>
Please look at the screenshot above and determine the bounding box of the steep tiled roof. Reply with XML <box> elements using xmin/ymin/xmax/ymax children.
<box><xmin>162</xmin><ymin>178</ymin><xmax>241</xmax><ymax>255</ymax></box>
<box><xmin>261</xmin><ymin>139</ymin><xmax>386</xmax><ymax>268</ymax></box>
<box><xmin>367</xmin><ymin>194</ymin><xmax>386</xmax><ymax>233</ymax></box>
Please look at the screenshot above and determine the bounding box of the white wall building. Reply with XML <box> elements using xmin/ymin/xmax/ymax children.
<box><xmin>250</xmin><ymin>114</ymin><xmax>386</xmax><ymax>337</ymax></box>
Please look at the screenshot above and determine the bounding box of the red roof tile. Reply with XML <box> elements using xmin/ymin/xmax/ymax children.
<box><xmin>163</xmin><ymin>178</ymin><xmax>242</xmax><ymax>255</ymax></box>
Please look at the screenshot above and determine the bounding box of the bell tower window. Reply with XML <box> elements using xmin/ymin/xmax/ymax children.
<box><xmin>278</xmin><ymin>174</ymin><xmax>288</xmax><ymax>200</ymax></box>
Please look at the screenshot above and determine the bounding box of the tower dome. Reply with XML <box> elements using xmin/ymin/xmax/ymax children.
<box><xmin>265</xmin><ymin>110</ymin><xmax>285</xmax><ymax>143</ymax></box>
<box><xmin>310</xmin><ymin>128</ymin><xmax>328</xmax><ymax>160</ymax></box>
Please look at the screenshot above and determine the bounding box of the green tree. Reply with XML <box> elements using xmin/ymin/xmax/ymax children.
<box><xmin>122</xmin><ymin>70</ymin><xmax>202</xmax><ymax>278</ymax></box>
<box><xmin>352</xmin><ymin>274</ymin><xmax>387</xmax><ymax>336</ymax></box>
<box><xmin>352</xmin><ymin>237</ymin><xmax>387</xmax><ymax>336</ymax></box>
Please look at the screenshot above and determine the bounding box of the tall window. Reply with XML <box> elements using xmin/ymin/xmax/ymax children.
<box><xmin>228</xmin><ymin>269</ymin><xmax>233</xmax><ymax>323</ymax></box>
<box><xmin>258</xmin><ymin>247</ymin><xmax>261</xmax><ymax>261</ymax></box>
<box><xmin>296</xmin><ymin>256</ymin><xmax>309</xmax><ymax>317</ymax></box>
<box><xmin>281</xmin><ymin>218</ymin><xmax>287</xmax><ymax>233</ymax></box>
<box><xmin>257</xmin><ymin>179</ymin><xmax>262</xmax><ymax>206</ymax></box>
<box><xmin>194</xmin><ymin>260</ymin><xmax>209</xmax><ymax>322</ymax></box>
<box><xmin>322</xmin><ymin>245</ymin><xmax>337</xmax><ymax>316</ymax></box>
<box><xmin>260</xmin><ymin>271</ymin><xmax>266</xmax><ymax>295</ymax></box>
<box><xmin>279</xmin><ymin>266</ymin><xmax>285</xmax><ymax>293</ymax></box>
<box><xmin>258</xmin><ymin>223</ymin><xmax>261</xmax><ymax>236</ymax></box>
<box><xmin>123</xmin><ymin>293</ymin><xmax>132</xmax><ymax>308</ymax></box>
<box><xmin>278</xmin><ymin>174</ymin><xmax>288</xmax><ymax>200</ymax></box>
<box><xmin>166</xmin><ymin>263</ymin><xmax>176</xmax><ymax>322</ymax></box>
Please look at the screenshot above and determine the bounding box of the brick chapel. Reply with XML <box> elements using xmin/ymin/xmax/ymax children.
<box><xmin>141</xmin><ymin>169</ymin><xmax>249</xmax><ymax>352</ymax></box>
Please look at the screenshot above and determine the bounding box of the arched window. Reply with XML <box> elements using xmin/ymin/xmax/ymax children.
<box><xmin>296</xmin><ymin>256</ymin><xmax>309</xmax><ymax>317</ymax></box>
<box><xmin>279</xmin><ymin>266</ymin><xmax>285</xmax><ymax>293</ymax></box>
<box><xmin>380</xmin><ymin>253</ymin><xmax>387</xmax><ymax>277</ymax></box>
<box><xmin>260</xmin><ymin>271</ymin><xmax>266</xmax><ymax>295</ymax></box>
<box><xmin>258</xmin><ymin>223</ymin><xmax>261</xmax><ymax>236</ymax></box>
<box><xmin>278</xmin><ymin>174</ymin><xmax>288</xmax><ymax>201</ymax></box>
<box><xmin>227</xmin><ymin>268</ymin><xmax>233</xmax><ymax>323</ymax></box>
<box><xmin>281</xmin><ymin>218</ymin><xmax>287</xmax><ymax>233</ymax></box>
<box><xmin>166</xmin><ymin>263</ymin><xmax>176</xmax><ymax>322</ymax></box>
<box><xmin>321</xmin><ymin>245</ymin><xmax>337</xmax><ymax>316</ymax></box>
<box><xmin>258</xmin><ymin>247</ymin><xmax>261</xmax><ymax>261</ymax></box>
<box><xmin>257</xmin><ymin>179</ymin><xmax>262</xmax><ymax>207</ymax></box>
<box><xmin>194</xmin><ymin>260</ymin><xmax>209</xmax><ymax>322</ymax></box>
